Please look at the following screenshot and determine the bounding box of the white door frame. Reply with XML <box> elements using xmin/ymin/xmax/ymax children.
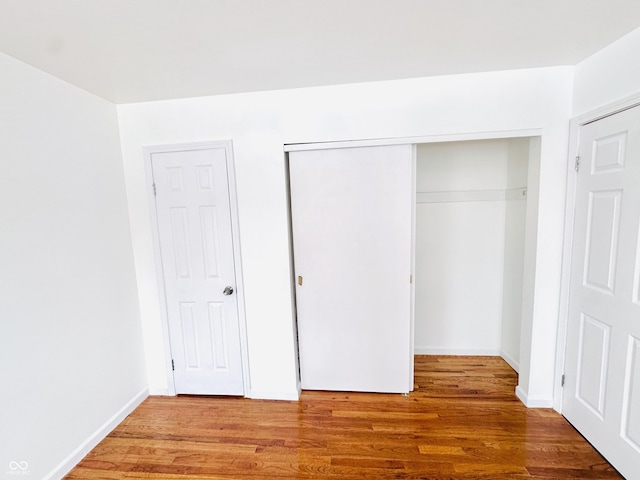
<box><xmin>285</xmin><ymin>128</ymin><xmax>541</xmax><ymax>396</ymax></box>
<box><xmin>555</xmin><ymin>92</ymin><xmax>640</xmax><ymax>412</ymax></box>
<box><xmin>284</xmin><ymin>129</ymin><xmax>542</xmax><ymax>152</ymax></box>
<box><xmin>144</xmin><ymin>140</ymin><xmax>251</xmax><ymax>397</ymax></box>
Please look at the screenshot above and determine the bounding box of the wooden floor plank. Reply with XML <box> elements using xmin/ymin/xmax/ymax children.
<box><xmin>64</xmin><ymin>356</ymin><xmax>623</xmax><ymax>479</ymax></box>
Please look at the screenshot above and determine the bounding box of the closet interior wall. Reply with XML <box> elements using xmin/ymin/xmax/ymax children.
<box><xmin>414</xmin><ymin>138</ymin><xmax>530</xmax><ymax>372</ymax></box>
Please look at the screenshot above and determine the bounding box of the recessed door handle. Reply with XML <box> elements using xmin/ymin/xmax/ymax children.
<box><xmin>223</xmin><ymin>286</ymin><xmax>234</xmax><ymax>296</ymax></box>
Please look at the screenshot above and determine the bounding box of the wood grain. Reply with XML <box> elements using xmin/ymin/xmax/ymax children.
<box><xmin>64</xmin><ymin>356</ymin><xmax>622</xmax><ymax>479</ymax></box>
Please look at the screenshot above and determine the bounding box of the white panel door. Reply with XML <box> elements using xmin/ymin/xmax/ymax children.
<box><xmin>563</xmin><ymin>105</ymin><xmax>640</xmax><ymax>479</ymax></box>
<box><xmin>150</xmin><ymin>146</ymin><xmax>244</xmax><ymax>395</ymax></box>
<box><xmin>289</xmin><ymin>144</ymin><xmax>414</xmax><ymax>394</ymax></box>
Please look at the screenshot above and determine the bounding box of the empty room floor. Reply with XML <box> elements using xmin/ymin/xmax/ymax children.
<box><xmin>65</xmin><ymin>356</ymin><xmax>621</xmax><ymax>479</ymax></box>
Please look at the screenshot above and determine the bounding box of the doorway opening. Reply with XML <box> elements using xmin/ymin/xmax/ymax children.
<box><xmin>415</xmin><ymin>137</ymin><xmax>534</xmax><ymax>375</ymax></box>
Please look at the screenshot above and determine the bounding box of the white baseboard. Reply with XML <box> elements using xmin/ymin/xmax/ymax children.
<box><xmin>148</xmin><ymin>387</ymin><xmax>174</xmax><ymax>396</ymax></box>
<box><xmin>500</xmin><ymin>350</ymin><xmax>520</xmax><ymax>373</ymax></box>
<box><xmin>152</xmin><ymin>385</ymin><xmax>302</xmax><ymax>401</ymax></box>
<box><xmin>414</xmin><ymin>347</ymin><xmax>501</xmax><ymax>356</ymax></box>
<box><xmin>515</xmin><ymin>385</ymin><xmax>553</xmax><ymax>408</ymax></box>
<box><xmin>249</xmin><ymin>389</ymin><xmax>301</xmax><ymax>401</ymax></box>
<box><xmin>45</xmin><ymin>387</ymin><xmax>148</xmax><ymax>480</ymax></box>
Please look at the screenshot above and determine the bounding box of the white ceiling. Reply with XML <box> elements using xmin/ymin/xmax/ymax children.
<box><xmin>1</xmin><ymin>0</ymin><xmax>640</xmax><ymax>104</ymax></box>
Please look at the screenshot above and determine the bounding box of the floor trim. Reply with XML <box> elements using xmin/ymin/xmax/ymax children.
<box><xmin>516</xmin><ymin>385</ymin><xmax>553</xmax><ymax>408</ymax></box>
<box><xmin>249</xmin><ymin>390</ymin><xmax>301</xmax><ymax>401</ymax></box>
<box><xmin>414</xmin><ymin>347</ymin><xmax>501</xmax><ymax>356</ymax></box>
<box><xmin>44</xmin><ymin>387</ymin><xmax>148</xmax><ymax>480</ymax></box>
<box><xmin>500</xmin><ymin>350</ymin><xmax>520</xmax><ymax>373</ymax></box>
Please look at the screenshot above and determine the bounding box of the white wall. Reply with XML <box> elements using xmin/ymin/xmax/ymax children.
<box><xmin>501</xmin><ymin>138</ymin><xmax>530</xmax><ymax>372</ymax></box>
<box><xmin>573</xmin><ymin>26</ymin><xmax>640</xmax><ymax>116</ymax></box>
<box><xmin>117</xmin><ymin>66</ymin><xmax>573</xmax><ymax>406</ymax></box>
<box><xmin>0</xmin><ymin>53</ymin><xmax>147</xmax><ymax>479</ymax></box>
<box><xmin>516</xmin><ymin>137</ymin><xmax>545</xmax><ymax>406</ymax></box>
<box><xmin>414</xmin><ymin>140</ymin><xmax>509</xmax><ymax>355</ymax></box>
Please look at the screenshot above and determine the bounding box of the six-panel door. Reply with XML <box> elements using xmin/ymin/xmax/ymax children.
<box><xmin>563</xmin><ymin>106</ymin><xmax>640</xmax><ymax>479</ymax></box>
<box><xmin>151</xmin><ymin>146</ymin><xmax>244</xmax><ymax>395</ymax></box>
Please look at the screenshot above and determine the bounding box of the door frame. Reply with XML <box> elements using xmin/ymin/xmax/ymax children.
<box><xmin>143</xmin><ymin>140</ymin><xmax>250</xmax><ymax>397</ymax></box>
<box><xmin>555</xmin><ymin>92</ymin><xmax>640</xmax><ymax>412</ymax></box>
<box><xmin>285</xmin><ymin>128</ymin><xmax>541</xmax><ymax>397</ymax></box>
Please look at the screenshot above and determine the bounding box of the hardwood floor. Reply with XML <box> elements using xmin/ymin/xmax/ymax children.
<box><xmin>65</xmin><ymin>356</ymin><xmax>622</xmax><ymax>479</ymax></box>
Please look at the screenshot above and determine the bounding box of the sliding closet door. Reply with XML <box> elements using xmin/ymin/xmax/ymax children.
<box><xmin>289</xmin><ymin>144</ymin><xmax>414</xmax><ymax>393</ymax></box>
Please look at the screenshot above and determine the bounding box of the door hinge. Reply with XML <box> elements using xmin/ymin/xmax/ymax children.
<box><xmin>152</xmin><ymin>183</ymin><xmax>157</xmax><ymax>196</ymax></box>
<box><xmin>297</xmin><ymin>275</ymin><xmax>303</xmax><ymax>286</ymax></box>
<box><xmin>171</xmin><ymin>359</ymin><xmax>175</xmax><ymax>371</ymax></box>
<box><xmin>561</xmin><ymin>374</ymin><xmax>565</xmax><ymax>387</ymax></box>
<box><xmin>575</xmin><ymin>156</ymin><xmax>580</xmax><ymax>172</ymax></box>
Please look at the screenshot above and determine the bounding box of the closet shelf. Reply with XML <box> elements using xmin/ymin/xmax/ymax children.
<box><xmin>416</xmin><ymin>187</ymin><xmax>527</xmax><ymax>204</ymax></box>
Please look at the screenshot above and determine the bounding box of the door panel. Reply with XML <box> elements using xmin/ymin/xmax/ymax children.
<box><xmin>622</xmin><ymin>336</ymin><xmax>640</xmax><ymax>450</ymax></box>
<box><xmin>151</xmin><ymin>146</ymin><xmax>243</xmax><ymax>395</ymax></box>
<box><xmin>563</xmin><ymin>105</ymin><xmax>640</xmax><ymax>479</ymax></box>
<box><xmin>584</xmin><ymin>190</ymin><xmax>621</xmax><ymax>293</ymax></box>
<box><xmin>576</xmin><ymin>313</ymin><xmax>610</xmax><ymax>418</ymax></box>
<box><xmin>289</xmin><ymin>144</ymin><xmax>414</xmax><ymax>394</ymax></box>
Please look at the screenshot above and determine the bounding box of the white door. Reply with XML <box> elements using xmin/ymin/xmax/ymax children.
<box><xmin>289</xmin><ymin>144</ymin><xmax>414</xmax><ymax>394</ymax></box>
<box><xmin>150</xmin><ymin>145</ymin><xmax>244</xmax><ymax>395</ymax></box>
<box><xmin>563</xmin><ymin>105</ymin><xmax>640</xmax><ymax>479</ymax></box>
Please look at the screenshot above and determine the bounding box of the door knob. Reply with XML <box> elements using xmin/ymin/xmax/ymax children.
<box><xmin>223</xmin><ymin>286</ymin><xmax>234</xmax><ymax>296</ymax></box>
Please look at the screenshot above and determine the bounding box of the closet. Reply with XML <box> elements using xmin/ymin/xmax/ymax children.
<box><xmin>288</xmin><ymin>136</ymin><xmax>537</xmax><ymax>393</ymax></box>
<box><xmin>414</xmin><ymin>138</ymin><xmax>532</xmax><ymax>372</ymax></box>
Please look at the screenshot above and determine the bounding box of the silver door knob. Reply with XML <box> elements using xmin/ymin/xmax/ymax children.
<box><xmin>223</xmin><ymin>286</ymin><xmax>234</xmax><ymax>296</ymax></box>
